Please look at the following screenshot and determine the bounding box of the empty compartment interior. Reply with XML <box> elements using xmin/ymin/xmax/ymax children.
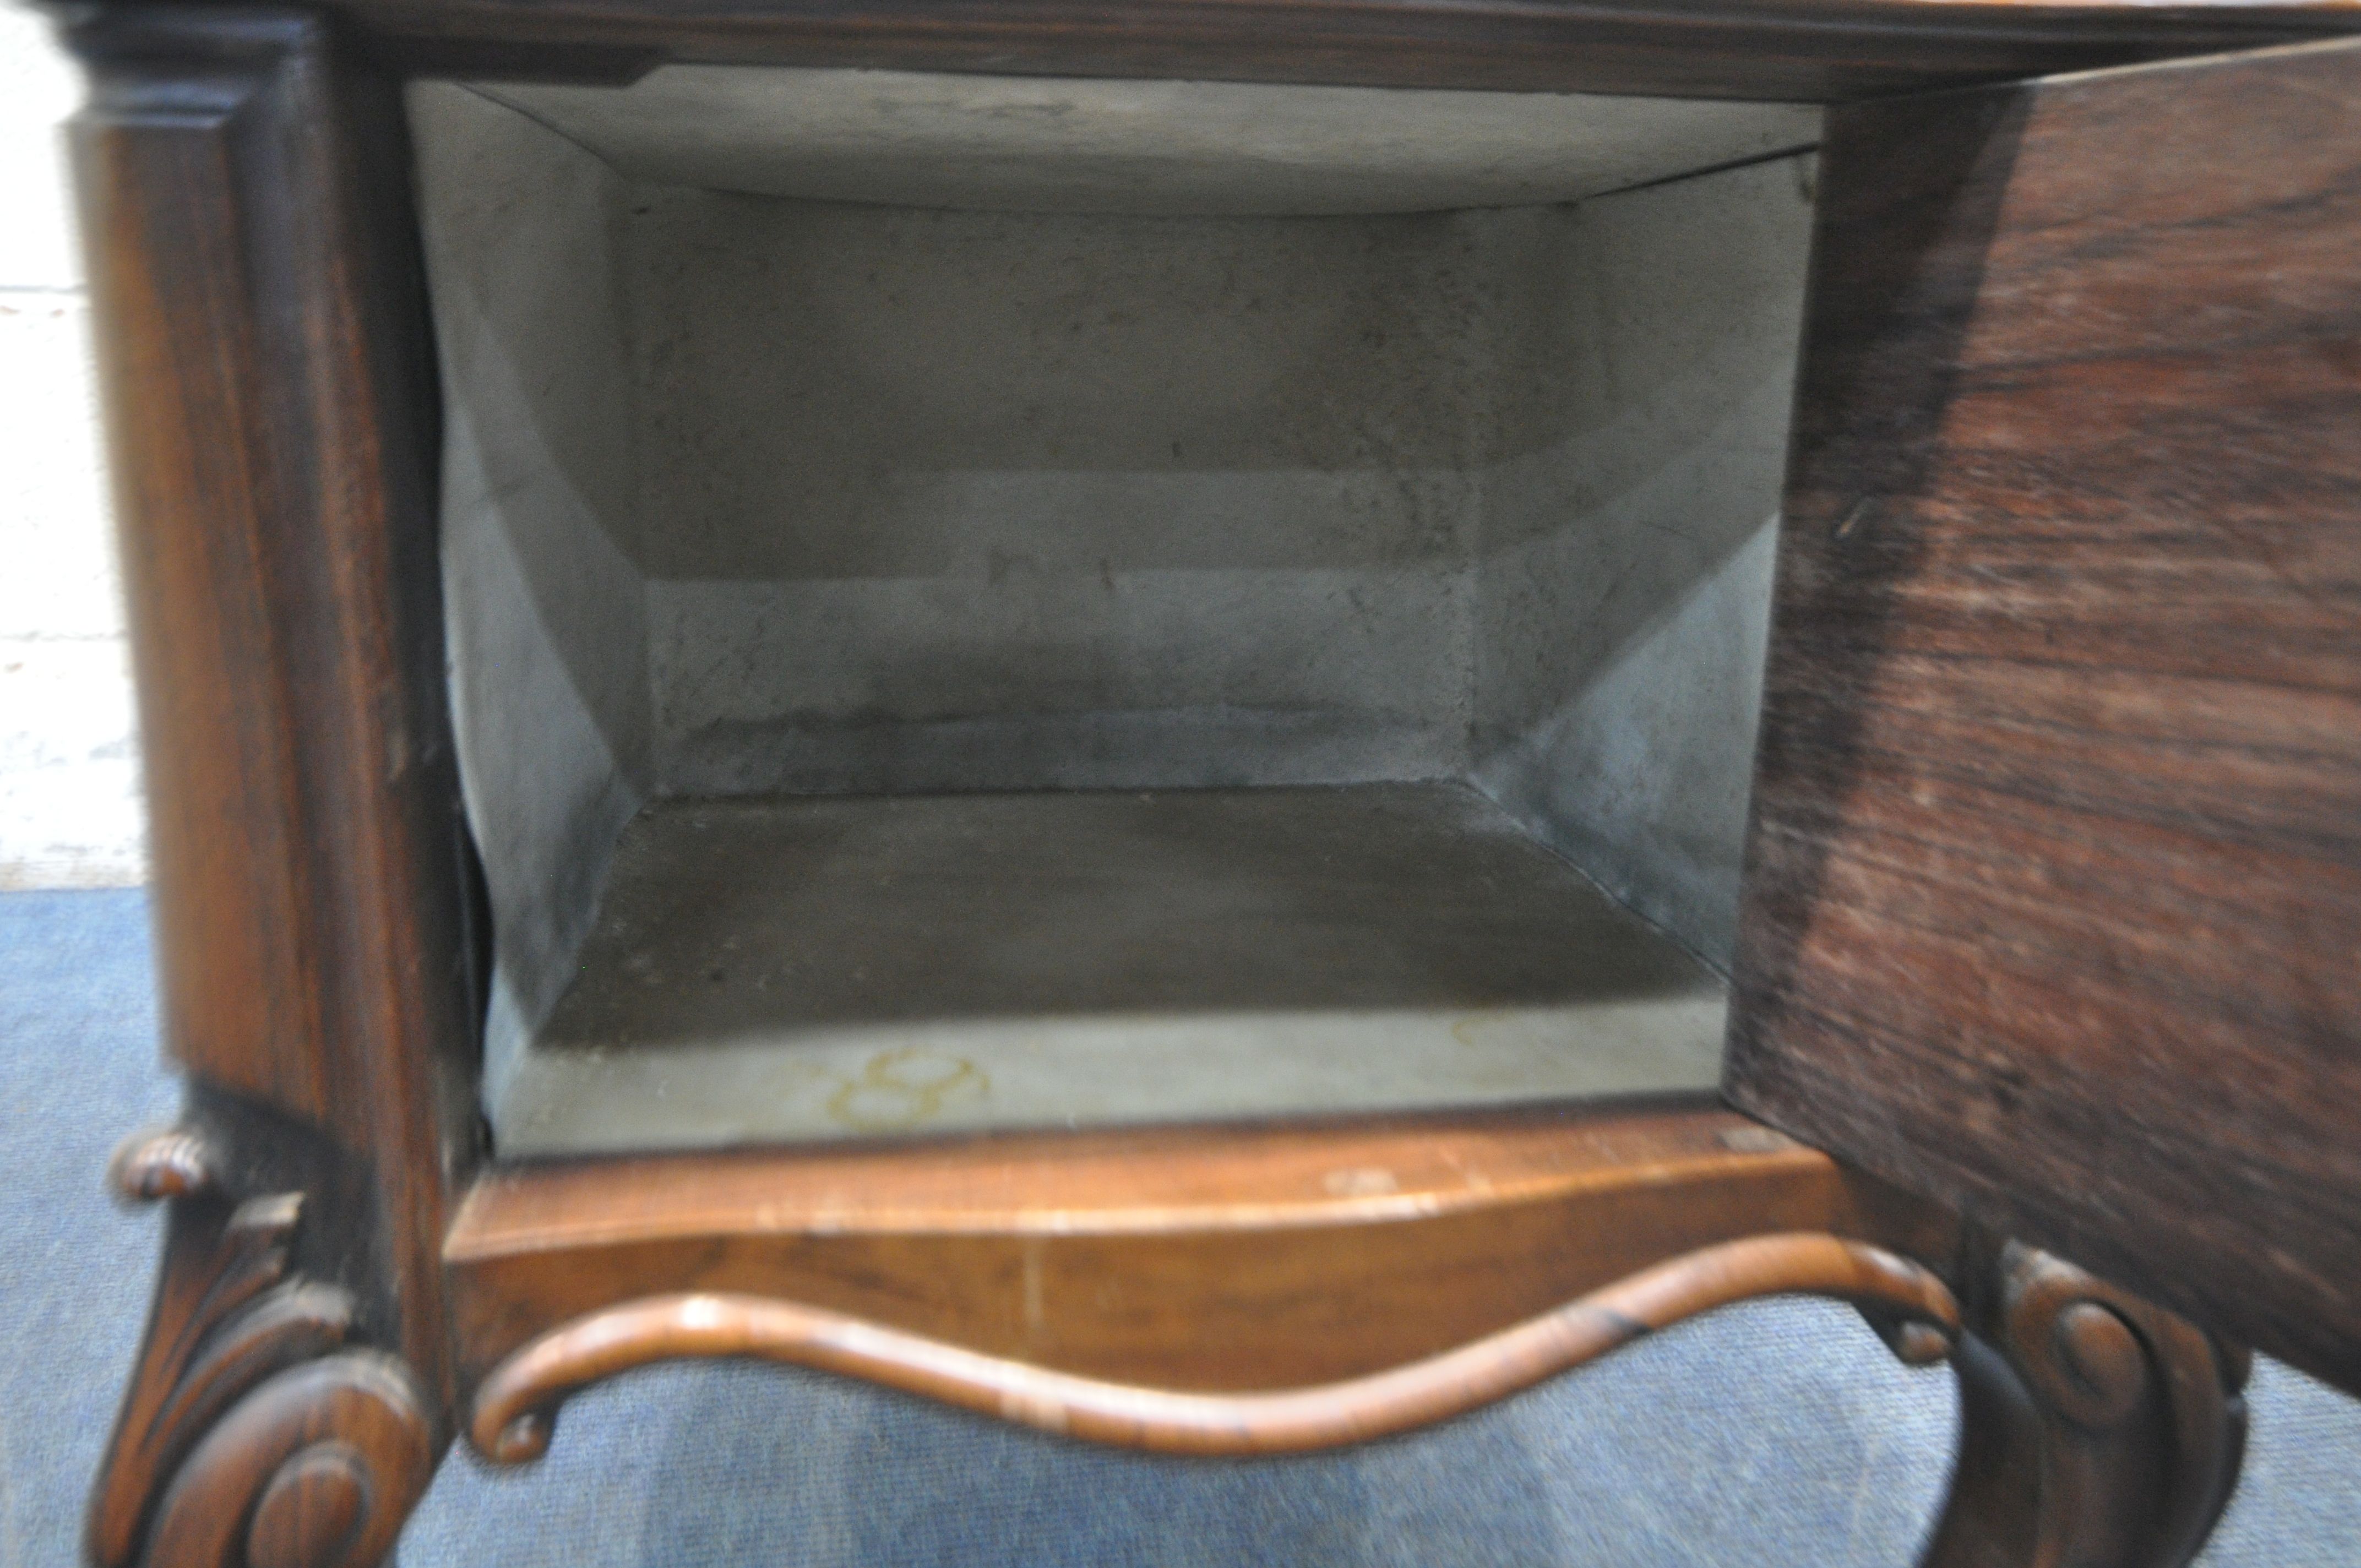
<box><xmin>408</xmin><ymin>69</ymin><xmax>1822</xmax><ymax>1155</ymax></box>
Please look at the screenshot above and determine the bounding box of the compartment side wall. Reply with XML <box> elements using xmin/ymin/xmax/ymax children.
<box><xmin>410</xmin><ymin>83</ymin><xmax>654</xmax><ymax>1101</ymax></box>
<box><xmin>1472</xmin><ymin>154</ymin><xmax>1818</xmax><ymax>970</ymax></box>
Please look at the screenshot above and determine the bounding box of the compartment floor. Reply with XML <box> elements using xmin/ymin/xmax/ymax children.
<box><xmin>494</xmin><ymin>782</ymin><xmax>1726</xmax><ymax>1154</ymax></box>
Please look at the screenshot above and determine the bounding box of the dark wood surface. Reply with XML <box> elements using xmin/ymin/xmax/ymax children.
<box><xmin>74</xmin><ymin>13</ymin><xmax>332</xmax><ymax>1128</ymax></box>
<box><xmin>55</xmin><ymin>0</ymin><xmax>2343</xmax><ymax>1553</ymax></box>
<box><xmin>270</xmin><ymin>0</ymin><xmax>2361</xmax><ymax>100</ymax></box>
<box><xmin>71</xmin><ymin>6</ymin><xmax>480</xmax><ymax>1408</ymax></box>
<box><xmin>1919</xmin><ymin>1236</ymin><xmax>2248</xmax><ymax>1568</ymax></box>
<box><xmin>89</xmin><ymin>1126</ymin><xmax>440</xmax><ymax>1568</ymax></box>
<box><xmin>444</xmin><ymin>1105</ymin><xmax>1958</xmax><ymax>1391</ymax></box>
<box><xmin>143</xmin><ymin>1351</ymin><xmax>434</xmax><ymax>1568</ymax></box>
<box><xmin>1726</xmin><ymin>36</ymin><xmax>2361</xmax><ymax>1394</ymax></box>
<box><xmin>88</xmin><ymin>1136</ymin><xmax>352</xmax><ymax>1568</ymax></box>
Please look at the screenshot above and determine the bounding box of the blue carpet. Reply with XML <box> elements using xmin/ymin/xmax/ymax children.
<box><xmin>2</xmin><ymin>889</ymin><xmax>2354</xmax><ymax>1566</ymax></box>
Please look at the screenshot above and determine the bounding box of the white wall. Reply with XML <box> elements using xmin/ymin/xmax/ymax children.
<box><xmin>0</xmin><ymin>10</ymin><xmax>144</xmax><ymax>889</ymax></box>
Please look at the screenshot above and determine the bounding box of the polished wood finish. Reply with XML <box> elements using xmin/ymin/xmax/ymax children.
<box><xmin>72</xmin><ymin>7</ymin><xmax>480</xmax><ymax>1404</ymax></box>
<box><xmin>464</xmin><ymin>1224</ymin><xmax>2248</xmax><ymax>1568</ymax></box>
<box><xmin>323</xmin><ymin>0</ymin><xmax>2360</xmax><ymax>101</ymax></box>
<box><xmin>1923</xmin><ymin>1238</ymin><xmax>2248</xmax><ymax>1568</ymax></box>
<box><xmin>144</xmin><ymin>1352</ymin><xmax>434</xmax><ymax>1568</ymax></box>
<box><xmin>467</xmin><ymin>1233</ymin><xmax>1959</xmax><ymax>1460</ymax></box>
<box><xmin>461</xmin><ymin>1211</ymin><xmax>2251</xmax><ymax>1568</ymax></box>
<box><xmin>59</xmin><ymin>0</ymin><xmax>2332</xmax><ymax>1556</ymax></box>
<box><xmin>1725</xmin><ymin>36</ymin><xmax>2361</xmax><ymax>1393</ymax></box>
<box><xmin>75</xmin><ymin>15</ymin><xmax>333</xmax><ymax>1128</ymax></box>
<box><xmin>90</xmin><ymin>1133</ymin><xmax>356</xmax><ymax>1568</ymax></box>
<box><xmin>445</xmin><ymin>1106</ymin><xmax>1957</xmax><ymax>1390</ymax></box>
<box><xmin>75</xmin><ymin>14</ymin><xmax>470</xmax><ymax>1564</ymax></box>
<box><xmin>91</xmin><ymin>1126</ymin><xmax>436</xmax><ymax>1568</ymax></box>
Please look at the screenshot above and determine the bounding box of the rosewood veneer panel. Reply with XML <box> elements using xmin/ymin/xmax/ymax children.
<box><xmin>71</xmin><ymin>8</ymin><xmax>480</xmax><ymax>1397</ymax></box>
<box><xmin>1727</xmin><ymin>39</ymin><xmax>2361</xmax><ymax>1391</ymax></box>
<box><xmin>314</xmin><ymin>0</ymin><xmax>2361</xmax><ymax>99</ymax></box>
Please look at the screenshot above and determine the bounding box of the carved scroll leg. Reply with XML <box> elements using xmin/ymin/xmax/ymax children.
<box><xmin>147</xmin><ymin>1352</ymin><xmax>434</xmax><ymax>1568</ymax></box>
<box><xmin>1918</xmin><ymin>1239</ymin><xmax>2250</xmax><ymax>1568</ymax></box>
<box><xmin>90</xmin><ymin>1128</ymin><xmax>438</xmax><ymax>1568</ymax></box>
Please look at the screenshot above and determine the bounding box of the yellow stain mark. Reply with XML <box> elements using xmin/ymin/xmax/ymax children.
<box><xmin>1451</xmin><ymin>1010</ymin><xmax>1510</xmax><ymax>1047</ymax></box>
<box><xmin>825</xmin><ymin>1048</ymin><xmax>988</xmax><ymax>1131</ymax></box>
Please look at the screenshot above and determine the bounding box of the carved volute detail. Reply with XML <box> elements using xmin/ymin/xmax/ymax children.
<box><xmin>1920</xmin><ymin>1237</ymin><xmax>2249</xmax><ymax>1568</ymax></box>
<box><xmin>145</xmin><ymin>1353</ymin><xmax>435</xmax><ymax>1568</ymax></box>
<box><xmin>89</xmin><ymin>1127</ymin><xmax>436</xmax><ymax>1568</ymax></box>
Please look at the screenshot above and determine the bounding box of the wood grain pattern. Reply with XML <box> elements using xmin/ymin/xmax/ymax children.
<box><xmin>73</xmin><ymin>25</ymin><xmax>330</xmax><ymax>1124</ymax></box>
<box><xmin>446</xmin><ymin>1106</ymin><xmax>1959</xmax><ymax>1391</ymax></box>
<box><xmin>466</xmin><ymin>1234</ymin><xmax>1958</xmax><ymax>1461</ymax></box>
<box><xmin>89</xmin><ymin>1133</ymin><xmax>356</xmax><ymax>1568</ymax></box>
<box><xmin>1921</xmin><ymin>1237</ymin><xmax>2248</xmax><ymax>1568</ymax></box>
<box><xmin>91</xmin><ymin>1115</ymin><xmax>444</xmax><ymax>1568</ymax></box>
<box><xmin>301</xmin><ymin>0</ymin><xmax>2359</xmax><ymax>100</ymax></box>
<box><xmin>70</xmin><ymin>7</ymin><xmax>480</xmax><ymax>1406</ymax></box>
<box><xmin>1726</xmin><ymin>36</ymin><xmax>2361</xmax><ymax>1393</ymax></box>
<box><xmin>144</xmin><ymin>1352</ymin><xmax>434</xmax><ymax>1568</ymax></box>
<box><xmin>52</xmin><ymin>0</ymin><xmax>2324</xmax><ymax>1554</ymax></box>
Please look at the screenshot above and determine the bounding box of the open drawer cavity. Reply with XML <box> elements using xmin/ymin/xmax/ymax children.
<box><xmin>407</xmin><ymin>68</ymin><xmax>1822</xmax><ymax>1155</ymax></box>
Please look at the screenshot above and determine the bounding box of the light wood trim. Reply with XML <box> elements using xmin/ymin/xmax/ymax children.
<box><xmin>449</xmin><ymin>1103</ymin><xmax>1824</xmax><ymax>1247</ymax></box>
<box><xmin>471</xmin><ymin>1233</ymin><xmax>1958</xmax><ymax>1461</ymax></box>
<box><xmin>443</xmin><ymin>1108</ymin><xmax>1959</xmax><ymax>1393</ymax></box>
